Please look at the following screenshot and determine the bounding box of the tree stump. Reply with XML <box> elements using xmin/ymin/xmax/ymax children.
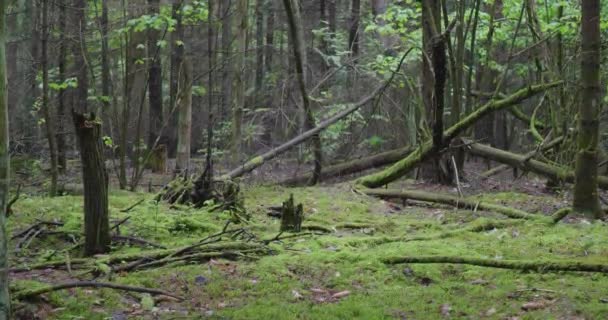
<box><xmin>72</xmin><ymin>111</ymin><xmax>110</xmax><ymax>256</ymax></box>
<box><xmin>280</xmin><ymin>194</ymin><xmax>303</xmax><ymax>232</ymax></box>
<box><xmin>146</xmin><ymin>144</ymin><xmax>168</xmax><ymax>173</ymax></box>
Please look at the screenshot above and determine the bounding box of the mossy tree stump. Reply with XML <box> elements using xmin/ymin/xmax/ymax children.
<box><xmin>146</xmin><ymin>144</ymin><xmax>168</xmax><ymax>173</ymax></box>
<box><xmin>280</xmin><ymin>194</ymin><xmax>303</xmax><ymax>232</ymax></box>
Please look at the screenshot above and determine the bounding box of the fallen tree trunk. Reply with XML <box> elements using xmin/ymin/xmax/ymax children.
<box><xmin>281</xmin><ymin>146</ymin><xmax>416</xmax><ymax>186</ymax></box>
<box><xmin>361</xmin><ymin>188</ymin><xmax>547</xmax><ymax>221</ymax></box>
<box><xmin>348</xmin><ymin>218</ymin><xmax>522</xmax><ymax>247</ymax></box>
<box><xmin>382</xmin><ymin>255</ymin><xmax>608</xmax><ymax>274</ymax></box>
<box><xmin>480</xmin><ymin>136</ymin><xmax>564</xmax><ymax>179</ymax></box>
<box><xmin>356</xmin><ymin>81</ymin><xmax>563</xmax><ymax>188</ymax></box>
<box><xmin>221</xmin><ymin>49</ymin><xmax>413</xmax><ymax>181</ymax></box>
<box><xmin>463</xmin><ymin>139</ymin><xmax>608</xmax><ymax>189</ymax></box>
<box><xmin>14</xmin><ymin>281</ymin><xmax>183</xmax><ymax>301</ymax></box>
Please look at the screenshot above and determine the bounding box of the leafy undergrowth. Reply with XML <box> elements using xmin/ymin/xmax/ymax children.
<box><xmin>7</xmin><ymin>183</ymin><xmax>608</xmax><ymax>319</ymax></box>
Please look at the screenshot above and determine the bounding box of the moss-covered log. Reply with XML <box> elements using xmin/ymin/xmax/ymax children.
<box><xmin>480</xmin><ymin>136</ymin><xmax>564</xmax><ymax>179</ymax></box>
<box><xmin>348</xmin><ymin>218</ymin><xmax>522</xmax><ymax>247</ymax></box>
<box><xmin>463</xmin><ymin>139</ymin><xmax>608</xmax><ymax>189</ymax></box>
<box><xmin>356</xmin><ymin>81</ymin><xmax>563</xmax><ymax>188</ymax></box>
<box><xmin>382</xmin><ymin>255</ymin><xmax>608</xmax><ymax>274</ymax></box>
<box><xmin>281</xmin><ymin>146</ymin><xmax>416</xmax><ymax>186</ymax></box>
<box><xmin>361</xmin><ymin>188</ymin><xmax>547</xmax><ymax>221</ymax></box>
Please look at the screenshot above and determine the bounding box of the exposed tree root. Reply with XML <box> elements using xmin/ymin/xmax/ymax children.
<box><xmin>13</xmin><ymin>281</ymin><xmax>183</xmax><ymax>301</ymax></box>
<box><xmin>360</xmin><ymin>188</ymin><xmax>548</xmax><ymax>221</ymax></box>
<box><xmin>382</xmin><ymin>255</ymin><xmax>608</xmax><ymax>274</ymax></box>
<box><xmin>356</xmin><ymin>81</ymin><xmax>563</xmax><ymax>188</ymax></box>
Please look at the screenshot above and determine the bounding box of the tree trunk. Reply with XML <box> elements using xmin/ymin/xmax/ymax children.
<box><xmin>147</xmin><ymin>0</ymin><xmax>164</xmax><ymax>152</ymax></box>
<box><xmin>221</xmin><ymin>0</ymin><xmax>233</xmax><ymax>124</ymax></box>
<box><xmin>71</xmin><ymin>0</ymin><xmax>89</xmax><ymax>114</ymax></box>
<box><xmin>283</xmin><ymin>0</ymin><xmax>323</xmax><ymax>185</ymax></box>
<box><xmin>573</xmin><ymin>0</ymin><xmax>602</xmax><ymax>218</ymax></box>
<box><xmin>72</xmin><ymin>112</ymin><xmax>110</xmax><ymax>256</ymax></box>
<box><xmin>0</xmin><ymin>0</ymin><xmax>11</xmax><ymax>314</ymax></box>
<box><xmin>175</xmin><ymin>59</ymin><xmax>193</xmax><ymax>174</ymax></box>
<box><xmin>40</xmin><ymin>0</ymin><xmax>59</xmax><ymax>196</ymax></box>
<box><xmin>169</xmin><ymin>0</ymin><xmax>184</xmax><ymax>157</ymax></box>
<box><xmin>254</xmin><ymin>0</ymin><xmax>265</xmax><ymax>101</ymax></box>
<box><xmin>56</xmin><ymin>0</ymin><xmax>68</xmax><ymax>172</ymax></box>
<box><xmin>348</xmin><ymin>0</ymin><xmax>360</xmax><ymax>56</ymax></box>
<box><xmin>232</xmin><ymin>0</ymin><xmax>248</xmax><ymax>163</ymax></box>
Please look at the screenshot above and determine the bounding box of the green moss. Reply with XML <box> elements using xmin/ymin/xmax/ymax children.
<box><xmin>7</xmin><ymin>186</ymin><xmax>608</xmax><ymax>319</ymax></box>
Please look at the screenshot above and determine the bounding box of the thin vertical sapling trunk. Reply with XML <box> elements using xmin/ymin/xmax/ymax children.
<box><xmin>282</xmin><ymin>0</ymin><xmax>323</xmax><ymax>185</ymax></box>
<box><xmin>175</xmin><ymin>59</ymin><xmax>193</xmax><ymax>174</ymax></box>
<box><xmin>41</xmin><ymin>0</ymin><xmax>59</xmax><ymax>196</ymax></box>
<box><xmin>0</xmin><ymin>0</ymin><xmax>10</xmax><ymax>314</ymax></box>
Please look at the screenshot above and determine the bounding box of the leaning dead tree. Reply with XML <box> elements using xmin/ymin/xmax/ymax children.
<box><xmin>356</xmin><ymin>81</ymin><xmax>563</xmax><ymax>188</ymax></box>
<box><xmin>160</xmin><ymin>49</ymin><xmax>411</xmax><ymax>207</ymax></box>
<box><xmin>221</xmin><ymin>48</ymin><xmax>412</xmax><ymax>181</ymax></box>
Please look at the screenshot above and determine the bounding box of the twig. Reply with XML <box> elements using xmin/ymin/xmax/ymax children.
<box><xmin>6</xmin><ymin>184</ymin><xmax>22</xmax><ymax>217</ymax></box>
<box><xmin>112</xmin><ymin>235</ymin><xmax>167</xmax><ymax>249</ymax></box>
<box><xmin>110</xmin><ymin>216</ymin><xmax>131</xmax><ymax>233</ymax></box>
<box><xmin>451</xmin><ymin>156</ymin><xmax>464</xmax><ymax>198</ymax></box>
<box><xmin>14</xmin><ymin>281</ymin><xmax>183</xmax><ymax>300</ymax></box>
<box><xmin>120</xmin><ymin>199</ymin><xmax>145</xmax><ymax>213</ymax></box>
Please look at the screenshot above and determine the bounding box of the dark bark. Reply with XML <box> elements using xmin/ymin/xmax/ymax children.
<box><xmin>0</xmin><ymin>0</ymin><xmax>10</xmax><ymax>314</ymax></box>
<box><xmin>348</xmin><ymin>0</ymin><xmax>360</xmax><ymax>56</ymax></box>
<box><xmin>147</xmin><ymin>0</ymin><xmax>164</xmax><ymax>150</ymax></box>
<box><xmin>169</xmin><ymin>0</ymin><xmax>184</xmax><ymax>156</ymax></box>
<box><xmin>56</xmin><ymin>0</ymin><xmax>68</xmax><ymax>172</ymax></box>
<box><xmin>40</xmin><ymin>0</ymin><xmax>59</xmax><ymax>196</ymax></box>
<box><xmin>72</xmin><ymin>112</ymin><xmax>110</xmax><ymax>256</ymax></box>
<box><xmin>71</xmin><ymin>0</ymin><xmax>89</xmax><ymax>113</ymax></box>
<box><xmin>573</xmin><ymin>0</ymin><xmax>602</xmax><ymax>217</ymax></box>
<box><xmin>282</xmin><ymin>0</ymin><xmax>323</xmax><ymax>185</ymax></box>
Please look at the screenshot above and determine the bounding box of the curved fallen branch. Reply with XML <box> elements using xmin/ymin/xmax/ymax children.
<box><xmin>360</xmin><ymin>188</ymin><xmax>547</xmax><ymax>221</ymax></box>
<box><xmin>382</xmin><ymin>255</ymin><xmax>608</xmax><ymax>274</ymax></box>
<box><xmin>356</xmin><ymin>81</ymin><xmax>563</xmax><ymax>188</ymax></box>
<box><xmin>13</xmin><ymin>281</ymin><xmax>183</xmax><ymax>300</ymax></box>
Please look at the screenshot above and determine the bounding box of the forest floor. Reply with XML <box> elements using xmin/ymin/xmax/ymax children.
<box><xmin>6</xmin><ymin>162</ymin><xmax>608</xmax><ymax>319</ymax></box>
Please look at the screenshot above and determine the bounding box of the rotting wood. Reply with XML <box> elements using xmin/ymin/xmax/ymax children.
<box><xmin>281</xmin><ymin>146</ymin><xmax>416</xmax><ymax>186</ymax></box>
<box><xmin>463</xmin><ymin>138</ymin><xmax>608</xmax><ymax>189</ymax></box>
<box><xmin>361</xmin><ymin>188</ymin><xmax>546</xmax><ymax>221</ymax></box>
<box><xmin>13</xmin><ymin>281</ymin><xmax>183</xmax><ymax>301</ymax></box>
<box><xmin>382</xmin><ymin>255</ymin><xmax>608</xmax><ymax>274</ymax></box>
<box><xmin>280</xmin><ymin>194</ymin><xmax>303</xmax><ymax>232</ymax></box>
